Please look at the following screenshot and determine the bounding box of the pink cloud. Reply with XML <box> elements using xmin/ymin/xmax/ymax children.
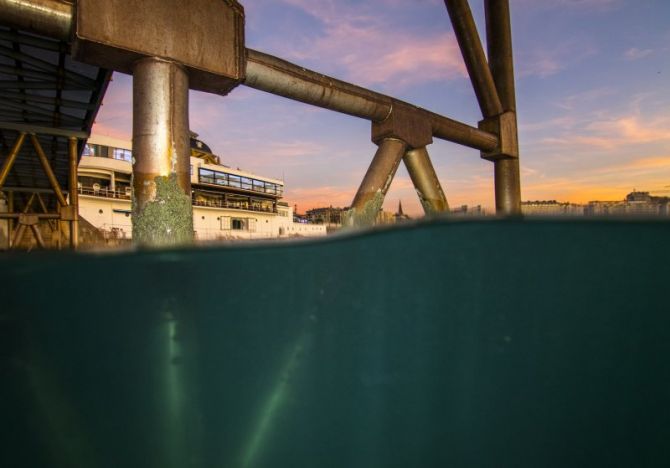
<box><xmin>276</xmin><ymin>0</ymin><xmax>466</xmax><ymax>89</ymax></box>
<box><xmin>540</xmin><ymin>111</ymin><xmax>670</xmax><ymax>150</ymax></box>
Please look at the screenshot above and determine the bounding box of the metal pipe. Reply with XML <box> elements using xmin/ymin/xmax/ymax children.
<box><xmin>347</xmin><ymin>138</ymin><xmax>407</xmax><ymax>227</ymax></box>
<box><xmin>30</xmin><ymin>133</ymin><xmax>68</xmax><ymax>206</ymax></box>
<box><xmin>404</xmin><ymin>147</ymin><xmax>449</xmax><ymax>215</ymax></box>
<box><xmin>132</xmin><ymin>57</ymin><xmax>193</xmax><ymax>247</ymax></box>
<box><xmin>68</xmin><ymin>136</ymin><xmax>79</xmax><ymax>248</ymax></box>
<box><xmin>245</xmin><ymin>49</ymin><xmax>391</xmax><ymax>122</ymax></box>
<box><xmin>23</xmin><ymin>192</ymin><xmax>36</xmax><ymax>213</ymax></box>
<box><xmin>30</xmin><ymin>223</ymin><xmax>45</xmax><ymax>248</ymax></box>
<box><xmin>11</xmin><ymin>222</ymin><xmax>26</xmax><ymax>249</ymax></box>
<box><xmin>6</xmin><ymin>190</ymin><xmax>13</xmax><ymax>248</ymax></box>
<box><xmin>0</xmin><ymin>212</ymin><xmax>60</xmax><ymax>219</ymax></box>
<box><xmin>429</xmin><ymin>113</ymin><xmax>498</xmax><ymax>151</ymax></box>
<box><xmin>0</xmin><ymin>0</ymin><xmax>73</xmax><ymax>41</ymax></box>
<box><xmin>0</xmin><ymin>2</ymin><xmax>499</xmax><ymax>152</ymax></box>
<box><xmin>485</xmin><ymin>0</ymin><xmax>516</xmax><ymax>112</ymax></box>
<box><xmin>485</xmin><ymin>0</ymin><xmax>521</xmax><ymax>214</ymax></box>
<box><xmin>494</xmin><ymin>158</ymin><xmax>521</xmax><ymax>215</ymax></box>
<box><xmin>0</xmin><ymin>132</ymin><xmax>26</xmax><ymax>188</ymax></box>
<box><xmin>245</xmin><ymin>49</ymin><xmax>499</xmax><ymax>152</ymax></box>
<box><xmin>445</xmin><ymin>0</ymin><xmax>503</xmax><ymax>118</ymax></box>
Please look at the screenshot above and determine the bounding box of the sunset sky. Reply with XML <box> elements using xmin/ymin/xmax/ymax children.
<box><xmin>92</xmin><ymin>0</ymin><xmax>670</xmax><ymax>216</ymax></box>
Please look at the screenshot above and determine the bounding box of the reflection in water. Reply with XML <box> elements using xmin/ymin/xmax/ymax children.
<box><xmin>238</xmin><ymin>317</ymin><xmax>314</xmax><ymax>468</ymax></box>
<box><xmin>157</xmin><ymin>299</ymin><xmax>200</xmax><ymax>468</ymax></box>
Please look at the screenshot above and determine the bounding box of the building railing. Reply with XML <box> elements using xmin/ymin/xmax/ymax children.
<box><xmin>78</xmin><ymin>185</ymin><xmax>279</xmax><ymax>214</ymax></box>
<box><xmin>192</xmin><ymin>198</ymin><xmax>277</xmax><ymax>214</ymax></box>
<box><xmin>79</xmin><ymin>185</ymin><xmax>131</xmax><ymax>199</ymax></box>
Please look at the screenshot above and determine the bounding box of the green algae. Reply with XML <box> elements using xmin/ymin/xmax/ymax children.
<box><xmin>132</xmin><ymin>174</ymin><xmax>193</xmax><ymax>247</ymax></box>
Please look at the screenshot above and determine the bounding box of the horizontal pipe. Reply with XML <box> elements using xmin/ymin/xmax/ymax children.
<box><xmin>0</xmin><ymin>0</ymin><xmax>72</xmax><ymax>41</ymax></box>
<box><xmin>245</xmin><ymin>49</ymin><xmax>498</xmax><ymax>152</ymax></box>
<box><xmin>245</xmin><ymin>49</ymin><xmax>392</xmax><ymax>122</ymax></box>
<box><xmin>0</xmin><ymin>213</ymin><xmax>61</xmax><ymax>219</ymax></box>
<box><xmin>0</xmin><ymin>121</ymin><xmax>88</xmax><ymax>138</ymax></box>
<box><xmin>0</xmin><ymin>2</ymin><xmax>498</xmax><ymax>152</ymax></box>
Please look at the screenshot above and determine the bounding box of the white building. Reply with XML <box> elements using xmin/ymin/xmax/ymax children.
<box><xmin>78</xmin><ymin>133</ymin><xmax>327</xmax><ymax>242</ymax></box>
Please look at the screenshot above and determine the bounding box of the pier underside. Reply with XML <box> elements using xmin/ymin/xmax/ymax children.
<box><xmin>1</xmin><ymin>218</ymin><xmax>669</xmax><ymax>467</ymax></box>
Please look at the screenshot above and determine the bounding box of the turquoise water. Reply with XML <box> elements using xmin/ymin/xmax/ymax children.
<box><xmin>1</xmin><ymin>219</ymin><xmax>669</xmax><ymax>467</ymax></box>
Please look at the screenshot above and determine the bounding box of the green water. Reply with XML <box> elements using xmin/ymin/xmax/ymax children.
<box><xmin>1</xmin><ymin>219</ymin><xmax>669</xmax><ymax>467</ymax></box>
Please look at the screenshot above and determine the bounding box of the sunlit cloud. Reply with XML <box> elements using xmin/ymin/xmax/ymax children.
<box><xmin>624</xmin><ymin>47</ymin><xmax>653</xmax><ymax>61</ymax></box>
<box><xmin>276</xmin><ymin>0</ymin><xmax>466</xmax><ymax>89</ymax></box>
<box><xmin>543</xmin><ymin>113</ymin><xmax>670</xmax><ymax>149</ymax></box>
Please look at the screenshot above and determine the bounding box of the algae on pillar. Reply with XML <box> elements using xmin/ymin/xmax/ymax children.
<box><xmin>132</xmin><ymin>58</ymin><xmax>193</xmax><ymax>247</ymax></box>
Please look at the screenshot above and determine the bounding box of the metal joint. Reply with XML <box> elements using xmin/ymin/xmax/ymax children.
<box><xmin>18</xmin><ymin>213</ymin><xmax>39</xmax><ymax>226</ymax></box>
<box><xmin>478</xmin><ymin>111</ymin><xmax>518</xmax><ymax>160</ymax></box>
<box><xmin>372</xmin><ymin>103</ymin><xmax>433</xmax><ymax>149</ymax></box>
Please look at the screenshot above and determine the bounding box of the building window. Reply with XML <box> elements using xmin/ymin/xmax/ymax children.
<box><xmin>232</xmin><ymin>218</ymin><xmax>246</xmax><ymax>230</ymax></box>
<box><xmin>113</xmin><ymin>147</ymin><xmax>132</xmax><ymax>162</ymax></box>
<box><xmin>197</xmin><ymin>168</ymin><xmax>283</xmax><ymax>195</ymax></box>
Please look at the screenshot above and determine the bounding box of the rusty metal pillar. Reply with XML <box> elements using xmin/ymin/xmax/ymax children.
<box><xmin>7</xmin><ymin>191</ymin><xmax>14</xmax><ymax>249</ymax></box>
<box><xmin>68</xmin><ymin>137</ymin><xmax>79</xmax><ymax>249</ymax></box>
<box><xmin>132</xmin><ymin>57</ymin><xmax>193</xmax><ymax>247</ymax></box>
<box><xmin>347</xmin><ymin>138</ymin><xmax>407</xmax><ymax>227</ymax></box>
<box><xmin>444</xmin><ymin>0</ymin><xmax>503</xmax><ymax>118</ymax></box>
<box><xmin>404</xmin><ymin>147</ymin><xmax>449</xmax><ymax>215</ymax></box>
<box><xmin>485</xmin><ymin>0</ymin><xmax>521</xmax><ymax>215</ymax></box>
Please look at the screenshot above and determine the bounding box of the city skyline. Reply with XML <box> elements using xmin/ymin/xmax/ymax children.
<box><xmin>91</xmin><ymin>0</ymin><xmax>670</xmax><ymax>216</ymax></box>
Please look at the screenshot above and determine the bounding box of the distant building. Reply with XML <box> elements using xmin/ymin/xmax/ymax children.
<box><xmin>585</xmin><ymin>191</ymin><xmax>670</xmax><ymax>217</ymax></box>
<box><xmin>451</xmin><ymin>205</ymin><xmax>486</xmax><ymax>216</ymax></box>
<box><xmin>393</xmin><ymin>200</ymin><xmax>410</xmax><ymax>223</ymax></box>
<box><xmin>521</xmin><ymin>200</ymin><xmax>584</xmax><ymax>216</ymax></box>
<box><xmin>306</xmin><ymin>206</ymin><xmax>346</xmax><ymax>227</ymax></box>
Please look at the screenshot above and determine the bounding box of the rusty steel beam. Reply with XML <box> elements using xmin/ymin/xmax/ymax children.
<box><xmin>404</xmin><ymin>147</ymin><xmax>449</xmax><ymax>215</ymax></box>
<box><xmin>445</xmin><ymin>0</ymin><xmax>503</xmax><ymax>118</ymax></box>
<box><xmin>132</xmin><ymin>57</ymin><xmax>193</xmax><ymax>247</ymax></box>
<box><xmin>68</xmin><ymin>136</ymin><xmax>79</xmax><ymax>248</ymax></box>
<box><xmin>0</xmin><ymin>131</ymin><xmax>26</xmax><ymax>188</ymax></box>
<box><xmin>0</xmin><ymin>2</ymin><xmax>499</xmax><ymax>153</ymax></box>
<box><xmin>245</xmin><ymin>49</ymin><xmax>392</xmax><ymax>122</ymax></box>
<box><xmin>348</xmin><ymin>138</ymin><xmax>407</xmax><ymax>227</ymax></box>
<box><xmin>30</xmin><ymin>223</ymin><xmax>45</xmax><ymax>248</ymax></box>
<box><xmin>485</xmin><ymin>0</ymin><xmax>516</xmax><ymax>112</ymax></box>
<box><xmin>245</xmin><ymin>49</ymin><xmax>499</xmax><ymax>152</ymax></box>
<box><xmin>30</xmin><ymin>133</ymin><xmax>68</xmax><ymax>206</ymax></box>
<box><xmin>0</xmin><ymin>122</ymin><xmax>89</xmax><ymax>139</ymax></box>
<box><xmin>0</xmin><ymin>0</ymin><xmax>72</xmax><ymax>41</ymax></box>
<box><xmin>11</xmin><ymin>222</ymin><xmax>26</xmax><ymax>248</ymax></box>
<box><xmin>485</xmin><ymin>0</ymin><xmax>521</xmax><ymax>215</ymax></box>
<box><xmin>0</xmin><ymin>212</ymin><xmax>61</xmax><ymax>219</ymax></box>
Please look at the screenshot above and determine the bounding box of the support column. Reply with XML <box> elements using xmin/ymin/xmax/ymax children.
<box><xmin>404</xmin><ymin>147</ymin><xmax>449</xmax><ymax>215</ymax></box>
<box><xmin>444</xmin><ymin>0</ymin><xmax>503</xmax><ymax>118</ymax></box>
<box><xmin>7</xmin><ymin>191</ymin><xmax>13</xmax><ymax>249</ymax></box>
<box><xmin>0</xmin><ymin>132</ymin><xmax>26</xmax><ymax>188</ymax></box>
<box><xmin>68</xmin><ymin>137</ymin><xmax>79</xmax><ymax>249</ymax></box>
<box><xmin>132</xmin><ymin>57</ymin><xmax>193</xmax><ymax>247</ymax></box>
<box><xmin>485</xmin><ymin>0</ymin><xmax>521</xmax><ymax>215</ymax></box>
<box><xmin>347</xmin><ymin>138</ymin><xmax>407</xmax><ymax>227</ymax></box>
